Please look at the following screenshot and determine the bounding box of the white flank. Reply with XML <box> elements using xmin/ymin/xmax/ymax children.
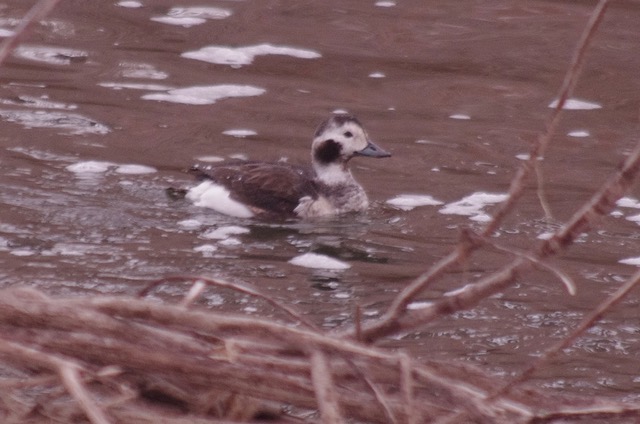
<box><xmin>186</xmin><ymin>181</ymin><xmax>254</xmax><ymax>218</ymax></box>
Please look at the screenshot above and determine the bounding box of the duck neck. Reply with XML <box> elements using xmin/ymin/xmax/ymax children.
<box><xmin>313</xmin><ymin>162</ymin><xmax>355</xmax><ymax>186</ymax></box>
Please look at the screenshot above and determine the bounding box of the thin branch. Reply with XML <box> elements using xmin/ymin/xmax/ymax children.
<box><xmin>493</xmin><ymin>267</ymin><xmax>640</xmax><ymax>400</ymax></box>
<box><xmin>533</xmin><ymin>0</ymin><xmax>610</xmax><ymax>220</ymax></box>
<box><xmin>360</xmin><ymin>136</ymin><xmax>640</xmax><ymax>340</ymax></box>
<box><xmin>481</xmin><ymin>235</ymin><xmax>577</xmax><ymax>295</ymax></box>
<box><xmin>355</xmin><ymin>0</ymin><xmax>611</xmax><ymax>344</ymax></box>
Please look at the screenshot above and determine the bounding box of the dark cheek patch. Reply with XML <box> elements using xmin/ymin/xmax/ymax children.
<box><xmin>314</xmin><ymin>139</ymin><xmax>342</xmax><ymax>164</ymax></box>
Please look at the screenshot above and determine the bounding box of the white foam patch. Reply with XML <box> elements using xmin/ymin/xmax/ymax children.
<box><xmin>118</xmin><ymin>62</ymin><xmax>168</xmax><ymax>80</ymax></box>
<box><xmin>548</xmin><ymin>98</ymin><xmax>602</xmax><ymax>110</ymax></box>
<box><xmin>193</xmin><ymin>244</ymin><xmax>217</xmax><ymax>253</ymax></box>
<box><xmin>0</xmin><ymin>95</ymin><xmax>76</xmax><ymax>110</ymax></box>
<box><xmin>10</xmin><ymin>249</ymin><xmax>36</xmax><ymax>256</ymax></box>
<box><xmin>114</xmin><ymin>164</ymin><xmax>157</xmax><ymax>174</ymax></box>
<box><xmin>289</xmin><ymin>253</ymin><xmax>351</xmax><ymax>270</ymax></box>
<box><xmin>142</xmin><ymin>84</ymin><xmax>265</xmax><ymax>105</ymax></box>
<box><xmin>568</xmin><ymin>130</ymin><xmax>590</xmax><ymax>138</ymax></box>
<box><xmin>368</xmin><ymin>72</ymin><xmax>386</xmax><ymax>78</ymax></box>
<box><xmin>407</xmin><ymin>300</ymin><xmax>432</xmax><ymax>310</ymax></box>
<box><xmin>0</xmin><ymin>110</ymin><xmax>109</xmax><ymax>135</ymax></box>
<box><xmin>626</xmin><ymin>213</ymin><xmax>640</xmax><ymax>224</ymax></box>
<box><xmin>449</xmin><ymin>113</ymin><xmax>471</xmax><ymax>120</ymax></box>
<box><xmin>620</xmin><ymin>257</ymin><xmax>640</xmax><ymax>266</ymax></box>
<box><xmin>99</xmin><ymin>82</ymin><xmax>172</xmax><ymax>91</ymax></box>
<box><xmin>66</xmin><ymin>161</ymin><xmax>156</xmax><ymax>176</ymax></box>
<box><xmin>151</xmin><ymin>7</ymin><xmax>232</xmax><ymax>27</ymax></box>
<box><xmin>14</xmin><ymin>45</ymin><xmax>88</xmax><ymax>65</ymax></box>
<box><xmin>229</xmin><ymin>153</ymin><xmax>248</xmax><ymax>161</ymax></box>
<box><xmin>537</xmin><ymin>232</ymin><xmax>554</xmax><ymax>240</ymax></box>
<box><xmin>223</xmin><ymin>129</ymin><xmax>257</xmax><ymax>138</ymax></box>
<box><xmin>196</xmin><ymin>155</ymin><xmax>225</xmax><ymax>162</ymax></box>
<box><xmin>0</xmin><ymin>28</ymin><xmax>15</xmax><ymax>37</ymax></box>
<box><xmin>66</xmin><ymin>161</ymin><xmax>114</xmax><ymax>174</ymax></box>
<box><xmin>386</xmin><ymin>194</ymin><xmax>444</xmax><ymax>211</ymax></box>
<box><xmin>178</xmin><ymin>219</ymin><xmax>202</xmax><ymax>229</ymax></box>
<box><xmin>201</xmin><ymin>225</ymin><xmax>250</xmax><ymax>240</ymax></box>
<box><xmin>439</xmin><ymin>192</ymin><xmax>508</xmax><ymax>222</ymax></box>
<box><xmin>616</xmin><ymin>197</ymin><xmax>640</xmax><ymax>209</ymax></box>
<box><xmin>375</xmin><ymin>1</ymin><xmax>397</xmax><ymax>6</ymax></box>
<box><xmin>117</xmin><ymin>1</ymin><xmax>143</xmax><ymax>7</ymax></box>
<box><xmin>182</xmin><ymin>43</ymin><xmax>321</xmax><ymax>68</ymax></box>
<box><xmin>187</xmin><ymin>181</ymin><xmax>254</xmax><ymax>218</ymax></box>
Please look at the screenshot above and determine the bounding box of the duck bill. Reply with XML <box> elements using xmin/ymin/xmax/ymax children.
<box><xmin>356</xmin><ymin>141</ymin><xmax>391</xmax><ymax>158</ymax></box>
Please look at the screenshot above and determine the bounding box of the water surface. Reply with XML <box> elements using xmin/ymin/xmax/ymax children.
<box><xmin>1</xmin><ymin>0</ymin><xmax>640</xmax><ymax>403</ymax></box>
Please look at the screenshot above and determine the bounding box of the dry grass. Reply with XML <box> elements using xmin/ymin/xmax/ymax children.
<box><xmin>1</xmin><ymin>0</ymin><xmax>640</xmax><ymax>423</ymax></box>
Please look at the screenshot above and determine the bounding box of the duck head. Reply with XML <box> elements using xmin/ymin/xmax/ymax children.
<box><xmin>311</xmin><ymin>114</ymin><xmax>390</xmax><ymax>184</ymax></box>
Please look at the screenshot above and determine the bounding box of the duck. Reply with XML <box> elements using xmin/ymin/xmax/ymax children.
<box><xmin>185</xmin><ymin>114</ymin><xmax>391</xmax><ymax>219</ymax></box>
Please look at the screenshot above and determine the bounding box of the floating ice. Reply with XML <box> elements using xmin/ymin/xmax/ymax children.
<box><xmin>178</xmin><ymin>219</ymin><xmax>202</xmax><ymax>229</ymax></box>
<box><xmin>568</xmin><ymin>130</ymin><xmax>590</xmax><ymax>138</ymax></box>
<box><xmin>449</xmin><ymin>113</ymin><xmax>471</xmax><ymax>120</ymax></box>
<box><xmin>439</xmin><ymin>192</ymin><xmax>508</xmax><ymax>222</ymax></box>
<box><xmin>537</xmin><ymin>232</ymin><xmax>554</xmax><ymax>240</ymax></box>
<box><xmin>548</xmin><ymin>98</ymin><xmax>602</xmax><ymax>110</ymax></box>
<box><xmin>407</xmin><ymin>300</ymin><xmax>432</xmax><ymax>310</ymax></box>
<box><xmin>0</xmin><ymin>110</ymin><xmax>109</xmax><ymax>135</ymax></box>
<box><xmin>0</xmin><ymin>28</ymin><xmax>15</xmax><ymax>37</ymax></box>
<box><xmin>386</xmin><ymin>194</ymin><xmax>443</xmax><ymax>211</ymax></box>
<box><xmin>193</xmin><ymin>244</ymin><xmax>218</xmax><ymax>253</ymax></box>
<box><xmin>14</xmin><ymin>45</ymin><xmax>88</xmax><ymax>65</ymax></box>
<box><xmin>10</xmin><ymin>249</ymin><xmax>36</xmax><ymax>257</ymax></box>
<box><xmin>118</xmin><ymin>62</ymin><xmax>168</xmax><ymax>80</ymax></box>
<box><xmin>289</xmin><ymin>253</ymin><xmax>351</xmax><ymax>270</ymax></box>
<box><xmin>616</xmin><ymin>197</ymin><xmax>640</xmax><ymax>209</ymax></box>
<box><xmin>99</xmin><ymin>82</ymin><xmax>172</xmax><ymax>91</ymax></box>
<box><xmin>0</xmin><ymin>95</ymin><xmax>76</xmax><ymax>110</ymax></box>
<box><xmin>201</xmin><ymin>225</ymin><xmax>251</xmax><ymax>240</ymax></box>
<box><xmin>196</xmin><ymin>155</ymin><xmax>225</xmax><ymax>162</ymax></box>
<box><xmin>223</xmin><ymin>129</ymin><xmax>257</xmax><ymax>138</ymax></box>
<box><xmin>151</xmin><ymin>7</ymin><xmax>232</xmax><ymax>27</ymax></box>
<box><xmin>114</xmin><ymin>164</ymin><xmax>157</xmax><ymax>174</ymax></box>
<box><xmin>66</xmin><ymin>161</ymin><xmax>114</xmax><ymax>174</ymax></box>
<box><xmin>619</xmin><ymin>257</ymin><xmax>640</xmax><ymax>266</ymax></box>
<box><xmin>182</xmin><ymin>43</ymin><xmax>321</xmax><ymax>67</ymax></box>
<box><xmin>229</xmin><ymin>153</ymin><xmax>248</xmax><ymax>161</ymax></box>
<box><xmin>66</xmin><ymin>161</ymin><xmax>156</xmax><ymax>176</ymax></box>
<box><xmin>142</xmin><ymin>84</ymin><xmax>265</xmax><ymax>105</ymax></box>
<box><xmin>626</xmin><ymin>213</ymin><xmax>640</xmax><ymax>224</ymax></box>
<box><xmin>117</xmin><ymin>1</ymin><xmax>143</xmax><ymax>7</ymax></box>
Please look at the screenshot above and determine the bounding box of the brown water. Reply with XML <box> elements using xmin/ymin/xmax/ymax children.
<box><xmin>1</xmin><ymin>0</ymin><xmax>640</xmax><ymax>406</ymax></box>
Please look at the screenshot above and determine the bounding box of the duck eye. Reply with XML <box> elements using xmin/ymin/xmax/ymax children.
<box><xmin>343</xmin><ymin>131</ymin><xmax>353</xmax><ymax>138</ymax></box>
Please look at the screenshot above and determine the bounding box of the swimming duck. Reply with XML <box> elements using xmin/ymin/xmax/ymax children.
<box><xmin>186</xmin><ymin>114</ymin><xmax>391</xmax><ymax>219</ymax></box>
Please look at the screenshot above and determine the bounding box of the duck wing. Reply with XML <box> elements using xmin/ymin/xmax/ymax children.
<box><xmin>190</xmin><ymin>162</ymin><xmax>318</xmax><ymax>216</ymax></box>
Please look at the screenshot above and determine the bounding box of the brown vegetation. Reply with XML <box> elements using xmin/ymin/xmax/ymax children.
<box><xmin>1</xmin><ymin>0</ymin><xmax>640</xmax><ymax>423</ymax></box>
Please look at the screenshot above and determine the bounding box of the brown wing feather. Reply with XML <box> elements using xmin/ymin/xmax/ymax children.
<box><xmin>190</xmin><ymin>162</ymin><xmax>318</xmax><ymax>216</ymax></box>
